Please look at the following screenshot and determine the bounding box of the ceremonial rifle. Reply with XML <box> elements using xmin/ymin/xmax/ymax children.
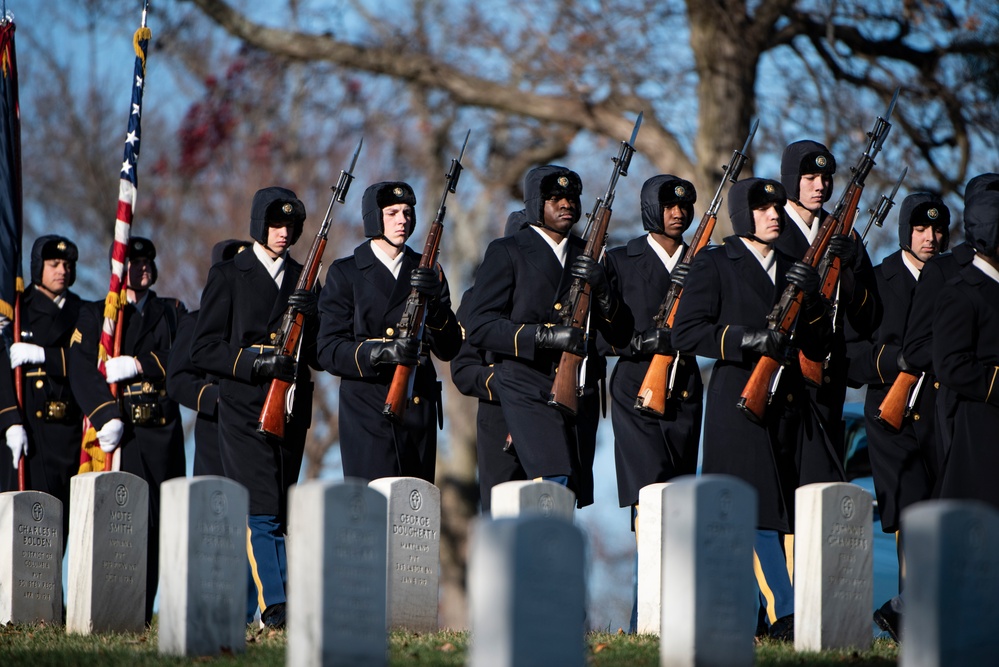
<box><xmin>382</xmin><ymin>131</ymin><xmax>469</xmax><ymax>423</ymax></box>
<box><xmin>548</xmin><ymin>113</ymin><xmax>641</xmax><ymax>416</ymax></box>
<box><xmin>635</xmin><ymin>119</ymin><xmax>758</xmax><ymax>416</ymax></box>
<box><xmin>800</xmin><ymin>163</ymin><xmax>906</xmax><ymax>386</ymax></box>
<box><xmin>257</xmin><ymin>139</ymin><xmax>362</xmax><ymax>439</ymax></box>
<box><xmin>738</xmin><ymin>91</ymin><xmax>898</xmax><ymax>424</ymax></box>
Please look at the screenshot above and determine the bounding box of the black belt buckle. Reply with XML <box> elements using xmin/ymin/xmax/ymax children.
<box><xmin>44</xmin><ymin>400</ymin><xmax>70</xmax><ymax>423</ymax></box>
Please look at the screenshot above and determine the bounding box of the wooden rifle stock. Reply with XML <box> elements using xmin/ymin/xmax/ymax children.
<box><xmin>875</xmin><ymin>370</ymin><xmax>920</xmax><ymax>431</ymax></box>
<box><xmin>258</xmin><ymin>138</ymin><xmax>362</xmax><ymax>438</ymax></box>
<box><xmin>382</xmin><ymin>133</ymin><xmax>468</xmax><ymax>423</ymax></box>
<box><xmin>635</xmin><ymin>121</ymin><xmax>758</xmax><ymax>416</ymax></box>
<box><xmin>549</xmin><ymin>282</ymin><xmax>595</xmax><ymax>416</ymax></box>
<box><xmin>737</xmin><ymin>355</ymin><xmax>782</xmax><ymax>425</ymax></box>
<box><xmin>548</xmin><ymin>116</ymin><xmax>641</xmax><ymax>415</ymax></box>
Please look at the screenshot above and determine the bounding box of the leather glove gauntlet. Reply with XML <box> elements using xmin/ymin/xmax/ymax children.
<box><xmin>630</xmin><ymin>327</ymin><xmax>673</xmax><ymax>356</ymax></box>
<box><xmin>368</xmin><ymin>337</ymin><xmax>420</xmax><ymax>368</ymax></box>
<box><xmin>535</xmin><ymin>324</ymin><xmax>586</xmax><ymax>356</ymax></box>
<box><xmin>252</xmin><ymin>352</ymin><xmax>297</xmax><ymax>382</ymax></box>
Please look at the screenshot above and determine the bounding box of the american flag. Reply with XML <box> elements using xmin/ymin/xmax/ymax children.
<box><xmin>79</xmin><ymin>20</ymin><xmax>152</xmax><ymax>473</ymax></box>
<box><xmin>0</xmin><ymin>17</ymin><xmax>22</xmax><ymax>335</ymax></box>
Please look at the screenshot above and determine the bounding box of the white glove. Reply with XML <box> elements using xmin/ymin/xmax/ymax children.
<box><xmin>96</xmin><ymin>419</ymin><xmax>125</xmax><ymax>453</ymax></box>
<box><xmin>9</xmin><ymin>342</ymin><xmax>46</xmax><ymax>368</ymax></box>
<box><xmin>104</xmin><ymin>356</ymin><xmax>140</xmax><ymax>384</ymax></box>
<box><xmin>6</xmin><ymin>424</ymin><xmax>28</xmax><ymax>467</ymax></box>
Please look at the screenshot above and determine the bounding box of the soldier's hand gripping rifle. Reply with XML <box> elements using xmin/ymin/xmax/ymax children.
<box><xmin>382</xmin><ymin>131</ymin><xmax>469</xmax><ymax>423</ymax></box>
<box><xmin>634</xmin><ymin>119</ymin><xmax>758</xmax><ymax>417</ymax></box>
<box><xmin>799</xmin><ymin>90</ymin><xmax>900</xmax><ymax>387</ymax></box>
<box><xmin>738</xmin><ymin>93</ymin><xmax>898</xmax><ymax>424</ymax></box>
<box><xmin>547</xmin><ymin>113</ymin><xmax>642</xmax><ymax>416</ymax></box>
<box><xmin>257</xmin><ymin>139</ymin><xmax>362</xmax><ymax>439</ymax></box>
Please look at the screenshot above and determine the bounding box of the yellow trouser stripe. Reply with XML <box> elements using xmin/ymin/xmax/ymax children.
<box><xmin>753</xmin><ymin>550</ymin><xmax>778</xmax><ymax>625</ymax></box>
<box><xmin>246</xmin><ymin>520</ymin><xmax>266</xmax><ymax>612</ymax></box>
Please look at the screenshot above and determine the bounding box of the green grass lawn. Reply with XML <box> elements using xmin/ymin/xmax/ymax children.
<box><xmin>0</xmin><ymin>621</ymin><xmax>899</xmax><ymax>666</ymax></box>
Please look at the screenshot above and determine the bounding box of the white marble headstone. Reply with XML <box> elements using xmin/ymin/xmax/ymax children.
<box><xmin>288</xmin><ymin>479</ymin><xmax>387</xmax><ymax>667</ymax></box>
<box><xmin>636</xmin><ymin>482</ymin><xmax>669</xmax><ymax>635</ymax></box>
<box><xmin>158</xmin><ymin>477</ymin><xmax>248</xmax><ymax>657</ymax></box>
<box><xmin>490</xmin><ymin>480</ymin><xmax>575</xmax><ymax>521</ymax></box>
<box><xmin>661</xmin><ymin>475</ymin><xmax>757</xmax><ymax>667</ymax></box>
<box><xmin>900</xmin><ymin>500</ymin><xmax>999</xmax><ymax>667</ymax></box>
<box><xmin>369</xmin><ymin>477</ymin><xmax>439</xmax><ymax>632</ymax></box>
<box><xmin>469</xmin><ymin>516</ymin><xmax>585</xmax><ymax>667</ymax></box>
<box><xmin>67</xmin><ymin>471</ymin><xmax>148</xmax><ymax>635</ymax></box>
<box><xmin>0</xmin><ymin>491</ymin><xmax>63</xmax><ymax>624</ymax></box>
<box><xmin>794</xmin><ymin>482</ymin><xmax>873</xmax><ymax>651</ymax></box>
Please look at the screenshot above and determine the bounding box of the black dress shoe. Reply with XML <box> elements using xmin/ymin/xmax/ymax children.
<box><xmin>769</xmin><ymin>614</ymin><xmax>794</xmax><ymax>642</ymax></box>
<box><xmin>261</xmin><ymin>602</ymin><xmax>287</xmax><ymax>629</ymax></box>
<box><xmin>873</xmin><ymin>600</ymin><xmax>900</xmax><ymax>642</ymax></box>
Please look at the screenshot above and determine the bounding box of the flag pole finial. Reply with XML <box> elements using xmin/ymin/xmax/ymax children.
<box><xmin>141</xmin><ymin>0</ymin><xmax>149</xmax><ymax>28</ymax></box>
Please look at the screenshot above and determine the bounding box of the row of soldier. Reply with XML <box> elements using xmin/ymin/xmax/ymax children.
<box><xmin>1</xmin><ymin>139</ymin><xmax>997</xmax><ymax>641</ymax></box>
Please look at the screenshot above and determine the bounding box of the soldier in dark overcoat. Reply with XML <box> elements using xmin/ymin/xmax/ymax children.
<box><xmin>6</xmin><ymin>236</ymin><xmax>83</xmax><ymax>538</ymax></box>
<box><xmin>190</xmin><ymin>187</ymin><xmax>317</xmax><ymax>628</ymax></box>
<box><xmin>903</xmin><ymin>173</ymin><xmax>999</xmax><ymax>468</ymax></box>
<box><xmin>604</xmin><ymin>175</ymin><xmax>703</xmax><ymax>513</ymax></box>
<box><xmin>317</xmin><ymin>181</ymin><xmax>461</xmax><ymax>484</ymax></box>
<box><xmin>69</xmin><ymin>236</ymin><xmax>187</xmax><ymax>624</ymax></box>
<box><xmin>465</xmin><ymin>165</ymin><xmax>634</xmax><ymax>506</ymax></box>
<box><xmin>932</xmin><ymin>189</ymin><xmax>999</xmax><ymax>510</ymax></box>
<box><xmin>166</xmin><ymin>239</ymin><xmax>249</xmax><ymax>477</ymax></box>
<box><xmin>846</xmin><ymin>193</ymin><xmax>950</xmax><ymax>640</ymax></box>
<box><xmin>672</xmin><ymin>178</ymin><xmax>835</xmax><ymax>640</ymax></box>
<box><xmin>777</xmin><ymin>140</ymin><xmax>882</xmax><ymax>461</ymax></box>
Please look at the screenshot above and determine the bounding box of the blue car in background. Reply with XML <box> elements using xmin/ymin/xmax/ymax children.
<box><xmin>842</xmin><ymin>402</ymin><xmax>900</xmax><ymax>617</ymax></box>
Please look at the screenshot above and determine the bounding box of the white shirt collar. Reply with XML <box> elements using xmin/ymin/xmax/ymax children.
<box><xmin>972</xmin><ymin>255</ymin><xmax>999</xmax><ymax>285</ymax></box>
<box><xmin>531</xmin><ymin>225</ymin><xmax>569</xmax><ymax>267</ymax></box>
<box><xmin>784</xmin><ymin>203</ymin><xmax>820</xmax><ymax>245</ymax></box>
<box><xmin>253</xmin><ymin>241</ymin><xmax>286</xmax><ymax>288</ymax></box>
<box><xmin>647</xmin><ymin>234</ymin><xmax>684</xmax><ymax>273</ymax></box>
<box><xmin>901</xmin><ymin>250</ymin><xmax>922</xmax><ymax>281</ymax></box>
<box><xmin>370</xmin><ymin>240</ymin><xmax>406</xmax><ymax>279</ymax></box>
<box><xmin>50</xmin><ymin>292</ymin><xmax>66</xmax><ymax>309</ymax></box>
<box><xmin>739</xmin><ymin>237</ymin><xmax>777</xmax><ymax>283</ymax></box>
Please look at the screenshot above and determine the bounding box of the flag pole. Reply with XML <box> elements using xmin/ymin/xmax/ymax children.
<box><xmin>77</xmin><ymin>7</ymin><xmax>152</xmax><ymax>474</ymax></box>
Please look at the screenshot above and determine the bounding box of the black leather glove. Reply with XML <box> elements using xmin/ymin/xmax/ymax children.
<box><xmin>570</xmin><ymin>255</ymin><xmax>614</xmax><ymax>316</ymax></box>
<box><xmin>535</xmin><ymin>324</ymin><xmax>586</xmax><ymax>356</ymax></box>
<box><xmin>827</xmin><ymin>233</ymin><xmax>858</xmax><ymax>268</ymax></box>
<box><xmin>252</xmin><ymin>352</ymin><xmax>297</xmax><ymax>382</ymax></box>
<box><xmin>896</xmin><ymin>351</ymin><xmax>914</xmax><ymax>374</ymax></box>
<box><xmin>785</xmin><ymin>261</ymin><xmax>820</xmax><ymax>298</ymax></box>
<box><xmin>287</xmin><ymin>289</ymin><xmax>318</xmax><ymax>318</ymax></box>
<box><xmin>740</xmin><ymin>329</ymin><xmax>793</xmax><ymax>363</ymax></box>
<box><xmin>368</xmin><ymin>337</ymin><xmax>420</xmax><ymax>368</ymax></box>
<box><xmin>670</xmin><ymin>262</ymin><xmax>691</xmax><ymax>289</ymax></box>
<box><xmin>410</xmin><ymin>267</ymin><xmax>443</xmax><ymax>303</ymax></box>
<box><xmin>631</xmin><ymin>327</ymin><xmax>673</xmax><ymax>356</ymax></box>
